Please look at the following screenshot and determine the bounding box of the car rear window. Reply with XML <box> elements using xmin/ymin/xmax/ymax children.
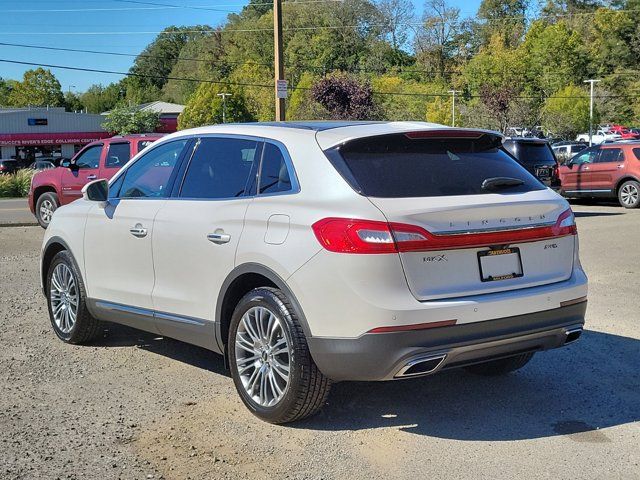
<box><xmin>511</xmin><ymin>142</ymin><xmax>556</xmax><ymax>166</ymax></box>
<box><xmin>325</xmin><ymin>133</ymin><xmax>545</xmax><ymax>198</ymax></box>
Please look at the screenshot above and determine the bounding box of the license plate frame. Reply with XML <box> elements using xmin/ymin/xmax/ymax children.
<box><xmin>477</xmin><ymin>247</ymin><xmax>524</xmax><ymax>282</ymax></box>
<box><xmin>535</xmin><ymin>167</ymin><xmax>552</xmax><ymax>178</ymax></box>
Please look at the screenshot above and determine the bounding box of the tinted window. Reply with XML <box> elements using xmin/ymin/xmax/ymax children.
<box><xmin>634</xmin><ymin>148</ymin><xmax>640</xmax><ymax>161</ymax></box>
<box><xmin>74</xmin><ymin>145</ymin><xmax>102</xmax><ymax>169</ymax></box>
<box><xmin>597</xmin><ymin>148</ymin><xmax>623</xmax><ymax>163</ymax></box>
<box><xmin>570</xmin><ymin>144</ymin><xmax>587</xmax><ymax>153</ymax></box>
<box><xmin>138</xmin><ymin>140</ymin><xmax>155</xmax><ymax>152</ymax></box>
<box><xmin>259</xmin><ymin>143</ymin><xmax>292</xmax><ymax>194</ymax></box>
<box><xmin>180</xmin><ymin>137</ymin><xmax>259</xmax><ymax>199</ymax></box>
<box><xmin>511</xmin><ymin>142</ymin><xmax>556</xmax><ymax>166</ymax></box>
<box><xmin>105</xmin><ymin>142</ymin><xmax>130</xmax><ymax>168</ymax></box>
<box><xmin>327</xmin><ymin>134</ymin><xmax>544</xmax><ymax>198</ymax></box>
<box><xmin>119</xmin><ymin>140</ymin><xmax>186</xmax><ymax>198</ymax></box>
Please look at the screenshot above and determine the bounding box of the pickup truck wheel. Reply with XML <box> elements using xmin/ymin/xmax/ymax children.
<box><xmin>228</xmin><ymin>287</ymin><xmax>331</xmax><ymax>424</ymax></box>
<box><xmin>464</xmin><ymin>352</ymin><xmax>534</xmax><ymax>376</ymax></box>
<box><xmin>36</xmin><ymin>192</ymin><xmax>58</xmax><ymax>228</ymax></box>
<box><xmin>46</xmin><ymin>251</ymin><xmax>102</xmax><ymax>344</ymax></box>
<box><xmin>618</xmin><ymin>180</ymin><xmax>640</xmax><ymax>208</ymax></box>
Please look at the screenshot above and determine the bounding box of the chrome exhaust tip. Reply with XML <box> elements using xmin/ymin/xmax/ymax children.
<box><xmin>564</xmin><ymin>327</ymin><xmax>583</xmax><ymax>345</ymax></box>
<box><xmin>395</xmin><ymin>354</ymin><xmax>447</xmax><ymax>378</ymax></box>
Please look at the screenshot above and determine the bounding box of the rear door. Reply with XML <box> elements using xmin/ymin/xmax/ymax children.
<box><xmin>99</xmin><ymin>141</ymin><xmax>131</xmax><ymax>180</ymax></box>
<box><xmin>151</xmin><ymin>136</ymin><xmax>261</xmax><ymax>348</ymax></box>
<box><xmin>326</xmin><ymin>131</ymin><xmax>576</xmax><ymax>300</ymax></box>
<box><xmin>59</xmin><ymin>144</ymin><xmax>103</xmax><ymax>204</ymax></box>
<box><xmin>588</xmin><ymin>147</ymin><xmax>624</xmax><ymax>192</ymax></box>
<box><xmin>560</xmin><ymin>146</ymin><xmax>598</xmax><ymax>192</ymax></box>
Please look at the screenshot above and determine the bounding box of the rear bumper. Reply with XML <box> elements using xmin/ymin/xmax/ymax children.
<box><xmin>307</xmin><ymin>301</ymin><xmax>586</xmax><ymax>381</ymax></box>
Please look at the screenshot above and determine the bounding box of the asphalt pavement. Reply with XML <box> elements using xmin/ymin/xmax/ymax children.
<box><xmin>0</xmin><ymin>198</ymin><xmax>36</xmax><ymax>226</ymax></box>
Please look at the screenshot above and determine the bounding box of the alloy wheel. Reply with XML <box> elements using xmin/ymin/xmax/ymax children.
<box><xmin>40</xmin><ymin>199</ymin><xmax>54</xmax><ymax>224</ymax></box>
<box><xmin>234</xmin><ymin>306</ymin><xmax>291</xmax><ymax>407</ymax></box>
<box><xmin>620</xmin><ymin>184</ymin><xmax>639</xmax><ymax>206</ymax></box>
<box><xmin>49</xmin><ymin>263</ymin><xmax>78</xmax><ymax>334</ymax></box>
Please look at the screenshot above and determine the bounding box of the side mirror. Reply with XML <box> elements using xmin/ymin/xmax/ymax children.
<box><xmin>60</xmin><ymin>159</ymin><xmax>71</xmax><ymax>168</ymax></box>
<box><xmin>82</xmin><ymin>179</ymin><xmax>109</xmax><ymax>203</ymax></box>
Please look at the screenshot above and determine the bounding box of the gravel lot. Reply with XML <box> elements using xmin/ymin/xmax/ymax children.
<box><xmin>1</xmin><ymin>202</ymin><xmax>638</xmax><ymax>480</ymax></box>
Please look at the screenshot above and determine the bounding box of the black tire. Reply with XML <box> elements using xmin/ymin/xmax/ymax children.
<box><xmin>464</xmin><ymin>352</ymin><xmax>534</xmax><ymax>376</ymax></box>
<box><xmin>46</xmin><ymin>250</ymin><xmax>102</xmax><ymax>344</ymax></box>
<box><xmin>228</xmin><ymin>287</ymin><xmax>331</xmax><ymax>424</ymax></box>
<box><xmin>617</xmin><ymin>180</ymin><xmax>640</xmax><ymax>208</ymax></box>
<box><xmin>36</xmin><ymin>191</ymin><xmax>59</xmax><ymax>228</ymax></box>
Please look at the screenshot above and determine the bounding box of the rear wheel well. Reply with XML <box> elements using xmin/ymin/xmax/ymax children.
<box><xmin>41</xmin><ymin>242</ymin><xmax>67</xmax><ymax>293</ymax></box>
<box><xmin>34</xmin><ymin>185</ymin><xmax>57</xmax><ymax>205</ymax></box>
<box><xmin>616</xmin><ymin>177</ymin><xmax>640</xmax><ymax>194</ymax></box>
<box><xmin>219</xmin><ymin>273</ymin><xmax>277</xmax><ymax>347</ymax></box>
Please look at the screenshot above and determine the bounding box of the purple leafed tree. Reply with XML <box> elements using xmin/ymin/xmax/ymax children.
<box><xmin>311</xmin><ymin>75</ymin><xmax>378</xmax><ymax>120</ymax></box>
<box><xmin>479</xmin><ymin>84</ymin><xmax>517</xmax><ymax>133</ymax></box>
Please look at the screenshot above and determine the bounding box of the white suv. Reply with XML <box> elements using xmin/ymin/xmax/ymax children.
<box><xmin>41</xmin><ymin>122</ymin><xmax>588</xmax><ymax>423</ymax></box>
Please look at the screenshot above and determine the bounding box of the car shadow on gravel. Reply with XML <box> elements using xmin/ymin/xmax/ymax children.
<box><xmin>92</xmin><ymin>322</ymin><xmax>230</xmax><ymax>377</ymax></box>
<box><xmin>295</xmin><ymin>329</ymin><xmax>640</xmax><ymax>441</ymax></box>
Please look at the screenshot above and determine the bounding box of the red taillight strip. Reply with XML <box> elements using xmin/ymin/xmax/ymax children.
<box><xmin>367</xmin><ymin>319</ymin><xmax>457</xmax><ymax>334</ymax></box>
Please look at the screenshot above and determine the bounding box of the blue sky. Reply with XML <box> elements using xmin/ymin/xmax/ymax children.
<box><xmin>0</xmin><ymin>0</ymin><xmax>481</xmax><ymax>93</ymax></box>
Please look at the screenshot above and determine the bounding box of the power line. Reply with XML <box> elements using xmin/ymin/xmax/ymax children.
<box><xmin>0</xmin><ymin>57</ymin><xmax>637</xmax><ymax>101</ymax></box>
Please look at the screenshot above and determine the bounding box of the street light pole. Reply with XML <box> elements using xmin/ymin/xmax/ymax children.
<box><xmin>584</xmin><ymin>79</ymin><xmax>600</xmax><ymax>146</ymax></box>
<box><xmin>448</xmin><ymin>90</ymin><xmax>461</xmax><ymax>127</ymax></box>
<box><xmin>217</xmin><ymin>92</ymin><xmax>232</xmax><ymax>123</ymax></box>
<box><xmin>274</xmin><ymin>0</ymin><xmax>286</xmax><ymax>121</ymax></box>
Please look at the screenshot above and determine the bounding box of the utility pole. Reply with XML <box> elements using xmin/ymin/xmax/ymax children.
<box><xmin>274</xmin><ymin>0</ymin><xmax>285</xmax><ymax>121</ymax></box>
<box><xmin>584</xmin><ymin>79</ymin><xmax>600</xmax><ymax>146</ymax></box>
<box><xmin>217</xmin><ymin>92</ymin><xmax>232</xmax><ymax>123</ymax></box>
<box><xmin>448</xmin><ymin>90</ymin><xmax>461</xmax><ymax>127</ymax></box>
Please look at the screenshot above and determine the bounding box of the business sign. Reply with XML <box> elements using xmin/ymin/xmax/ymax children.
<box><xmin>276</xmin><ymin>79</ymin><xmax>288</xmax><ymax>99</ymax></box>
<box><xmin>28</xmin><ymin>118</ymin><xmax>48</xmax><ymax>126</ymax></box>
<box><xmin>0</xmin><ymin>132</ymin><xmax>110</xmax><ymax>146</ymax></box>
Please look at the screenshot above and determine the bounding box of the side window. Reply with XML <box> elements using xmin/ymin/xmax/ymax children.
<box><xmin>259</xmin><ymin>143</ymin><xmax>292</xmax><ymax>194</ymax></box>
<box><xmin>572</xmin><ymin>147</ymin><xmax>598</xmax><ymax>165</ymax></box>
<box><xmin>137</xmin><ymin>140</ymin><xmax>155</xmax><ymax>152</ymax></box>
<box><xmin>105</xmin><ymin>142</ymin><xmax>131</xmax><ymax>168</ymax></box>
<box><xmin>119</xmin><ymin>140</ymin><xmax>187</xmax><ymax>198</ymax></box>
<box><xmin>633</xmin><ymin>148</ymin><xmax>640</xmax><ymax>161</ymax></box>
<box><xmin>596</xmin><ymin>148</ymin><xmax>622</xmax><ymax>163</ymax></box>
<box><xmin>180</xmin><ymin>137</ymin><xmax>259</xmax><ymax>199</ymax></box>
<box><xmin>74</xmin><ymin>145</ymin><xmax>102</xmax><ymax>169</ymax></box>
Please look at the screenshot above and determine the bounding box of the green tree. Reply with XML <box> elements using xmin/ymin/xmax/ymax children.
<box><xmin>178</xmin><ymin>83</ymin><xmax>255</xmax><ymax>129</ymax></box>
<box><xmin>102</xmin><ymin>107</ymin><xmax>161</xmax><ymax>135</ymax></box>
<box><xmin>415</xmin><ymin>0</ymin><xmax>461</xmax><ymax>78</ymax></box>
<box><xmin>0</xmin><ymin>78</ymin><xmax>13</xmax><ymax>106</ymax></box>
<box><xmin>8</xmin><ymin>68</ymin><xmax>64</xmax><ymax>107</ymax></box>
<box><xmin>63</xmin><ymin>91</ymin><xmax>84</xmax><ymax>112</ymax></box>
<box><xmin>476</xmin><ymin>0</ymin><xmax>529</xmax><ymax>47</ymax></box>
<box><xmin>541</xmin><ymin>85</ymin><xmax>591</xmax><ymax>139</ymax></box>
<box><xmin>80</xmin><ymin>83</ymin><xmax>125</xmax><ymax>113</ymax></box>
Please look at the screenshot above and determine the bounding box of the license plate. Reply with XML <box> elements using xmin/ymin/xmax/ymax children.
<box><xmin>477</xmin><ymin>247</ymin><xmax>524</xmax><ymax>282</ymax></box>
<box><xmin>535</xmin><ymin>167</ymin><xmax>551</xmax><ymax>178</ymax></box>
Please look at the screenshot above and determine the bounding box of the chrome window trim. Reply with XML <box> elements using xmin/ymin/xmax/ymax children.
<box><xmin>95</xmin><ymin>300</ymin><xmax>209</xmax><ymax>326</ymax></box>
<box><xmin>174</xmin><ymin>133</ymin><xmax>301</xmax><ymax>202</ymax></box>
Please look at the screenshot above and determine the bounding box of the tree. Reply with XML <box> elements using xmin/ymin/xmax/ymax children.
<box><xmin>479</xmin><ymin>84</ymin><xmax>518</xmax><ymax>132</ymax></box>
<box><xmin>377</xmin><ymin>0</ymin><xmax>415</xmax><ymax>51</ymax></box>
<box><xmin>8</xmin><ymin>68</ymin><xmax>64</xmax><ymax>107</ymax></box>
<box><xmin>63</xmin><ymin>91</ymin><xmax>84</xmax><ymax>112</ymax></box>
<box><xmin>102</xmin><ymin>107</ymin><xmax>161</xmax><ymax>135</ymax></box>
<box><xmin>476</xmin><ymin>0</ymin><xmax>529</xmax><ymax>47</ymax></box>
<box><xmin>311</xmin><ymin>74</ymin><xmax>379</xmax><ymax>120</ymax></box>
<box><xmin>80</xmin><ymin>83</ymin><xmax>125</xmax><ymax>114</ymax></box>
<box><xmin>0</xmin><ymin>78</ymin><xmax>13</xmax><ymax>106</ymax></box>
<box><xmin>415</xmin><ymin>0</ymin><xmax>461</xmax><ymax>78</ymax></box>
<box><xmin>541</xmin><ymin>85</ymin><xmax>591</xmax><ymax>139</ymax></box>
<box><xmin>178</xmin><ymin>83</ymin><xmax>255</xmax><ymax>129</ymax></box>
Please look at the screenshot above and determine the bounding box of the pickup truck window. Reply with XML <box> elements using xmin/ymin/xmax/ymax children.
<box><xmin>105</xmin><ymin>142</ymin><xmax>131</xmax><ymax>168</ymax></box>
<box><xmin>74</xmin><ymin>145</ymin><xmax>102</xmax><ymax>169</ymax></box>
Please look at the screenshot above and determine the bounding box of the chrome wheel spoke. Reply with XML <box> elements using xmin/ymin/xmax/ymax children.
<box><xmin>235</xmin><ymin>305</ymin><xmax>291</xmax><ymax>407</ymax></box>
<box><xmin>49</xmin><ymin>263</ymin><xmax>78</xmax><ymax>334</ymax></box>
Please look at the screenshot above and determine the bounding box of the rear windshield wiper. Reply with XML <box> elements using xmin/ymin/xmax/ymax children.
<box><xmin>481</xmin><ymin>177</ymin><xmax>525</xmax><ymax>191</ymax></box>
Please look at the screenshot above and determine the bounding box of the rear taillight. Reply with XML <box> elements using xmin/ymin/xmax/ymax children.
<box><xmin>312</xmin><ymin>208</ymin><xmax>576</xmax><ymax>254</ymax></box>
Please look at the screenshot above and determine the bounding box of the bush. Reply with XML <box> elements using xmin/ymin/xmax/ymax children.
<box><xmin>0</xmin><ymin>169</ymin><xmax>35</xmax><ymax>198</ymax></box>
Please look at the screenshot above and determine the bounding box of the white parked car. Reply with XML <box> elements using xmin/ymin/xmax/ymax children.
<box><xmin>576</xmin><ymin>129</ymin><xmax>621</xmax><ymax>144</ymax></box>
<box><xmin>41</xmin><ymin>122</ymin><xmax>588</xmax><ymax>423</ymax></box>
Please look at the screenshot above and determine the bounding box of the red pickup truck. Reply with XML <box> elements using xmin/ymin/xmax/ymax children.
<box><xmin>29</xmin><ymin>134</ymin><xmax>163</xmax><ymax>228</ymax></box>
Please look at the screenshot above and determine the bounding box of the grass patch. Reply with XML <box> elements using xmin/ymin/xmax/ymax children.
<box><xmin>0</xmin><ymin>170</ymin><xmax>35</xmax><ymax>198</ymax></box>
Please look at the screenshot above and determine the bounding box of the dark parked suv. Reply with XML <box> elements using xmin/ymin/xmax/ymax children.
<box><xmin>503</xmin><ymin>138</ymin><xmax>560</xmax><ymax>189</ymax></box>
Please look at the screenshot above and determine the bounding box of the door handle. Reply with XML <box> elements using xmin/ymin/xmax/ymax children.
<box><xmin>87</xmin><ymin>174</ymin><xmax>97</xmax><ymax>180</ymax></box>
<box><xmin>583</xmin><ymin>166</ymin><xmax>590</xmax><ymax>170</ymax></box>
<box><xmin>129</xmin><ymin>224</ymin><xmax>148</xmax><ymax>238</ymax></box>
<box><xmin>617</xmin><ymin>164</ymin><xmax>624</xmax><ymax>169</ymax></box>
<box><xmin>207</xmin><ymin>232</ymin><xmax>231</xmax><ymax>244</ymax></box>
